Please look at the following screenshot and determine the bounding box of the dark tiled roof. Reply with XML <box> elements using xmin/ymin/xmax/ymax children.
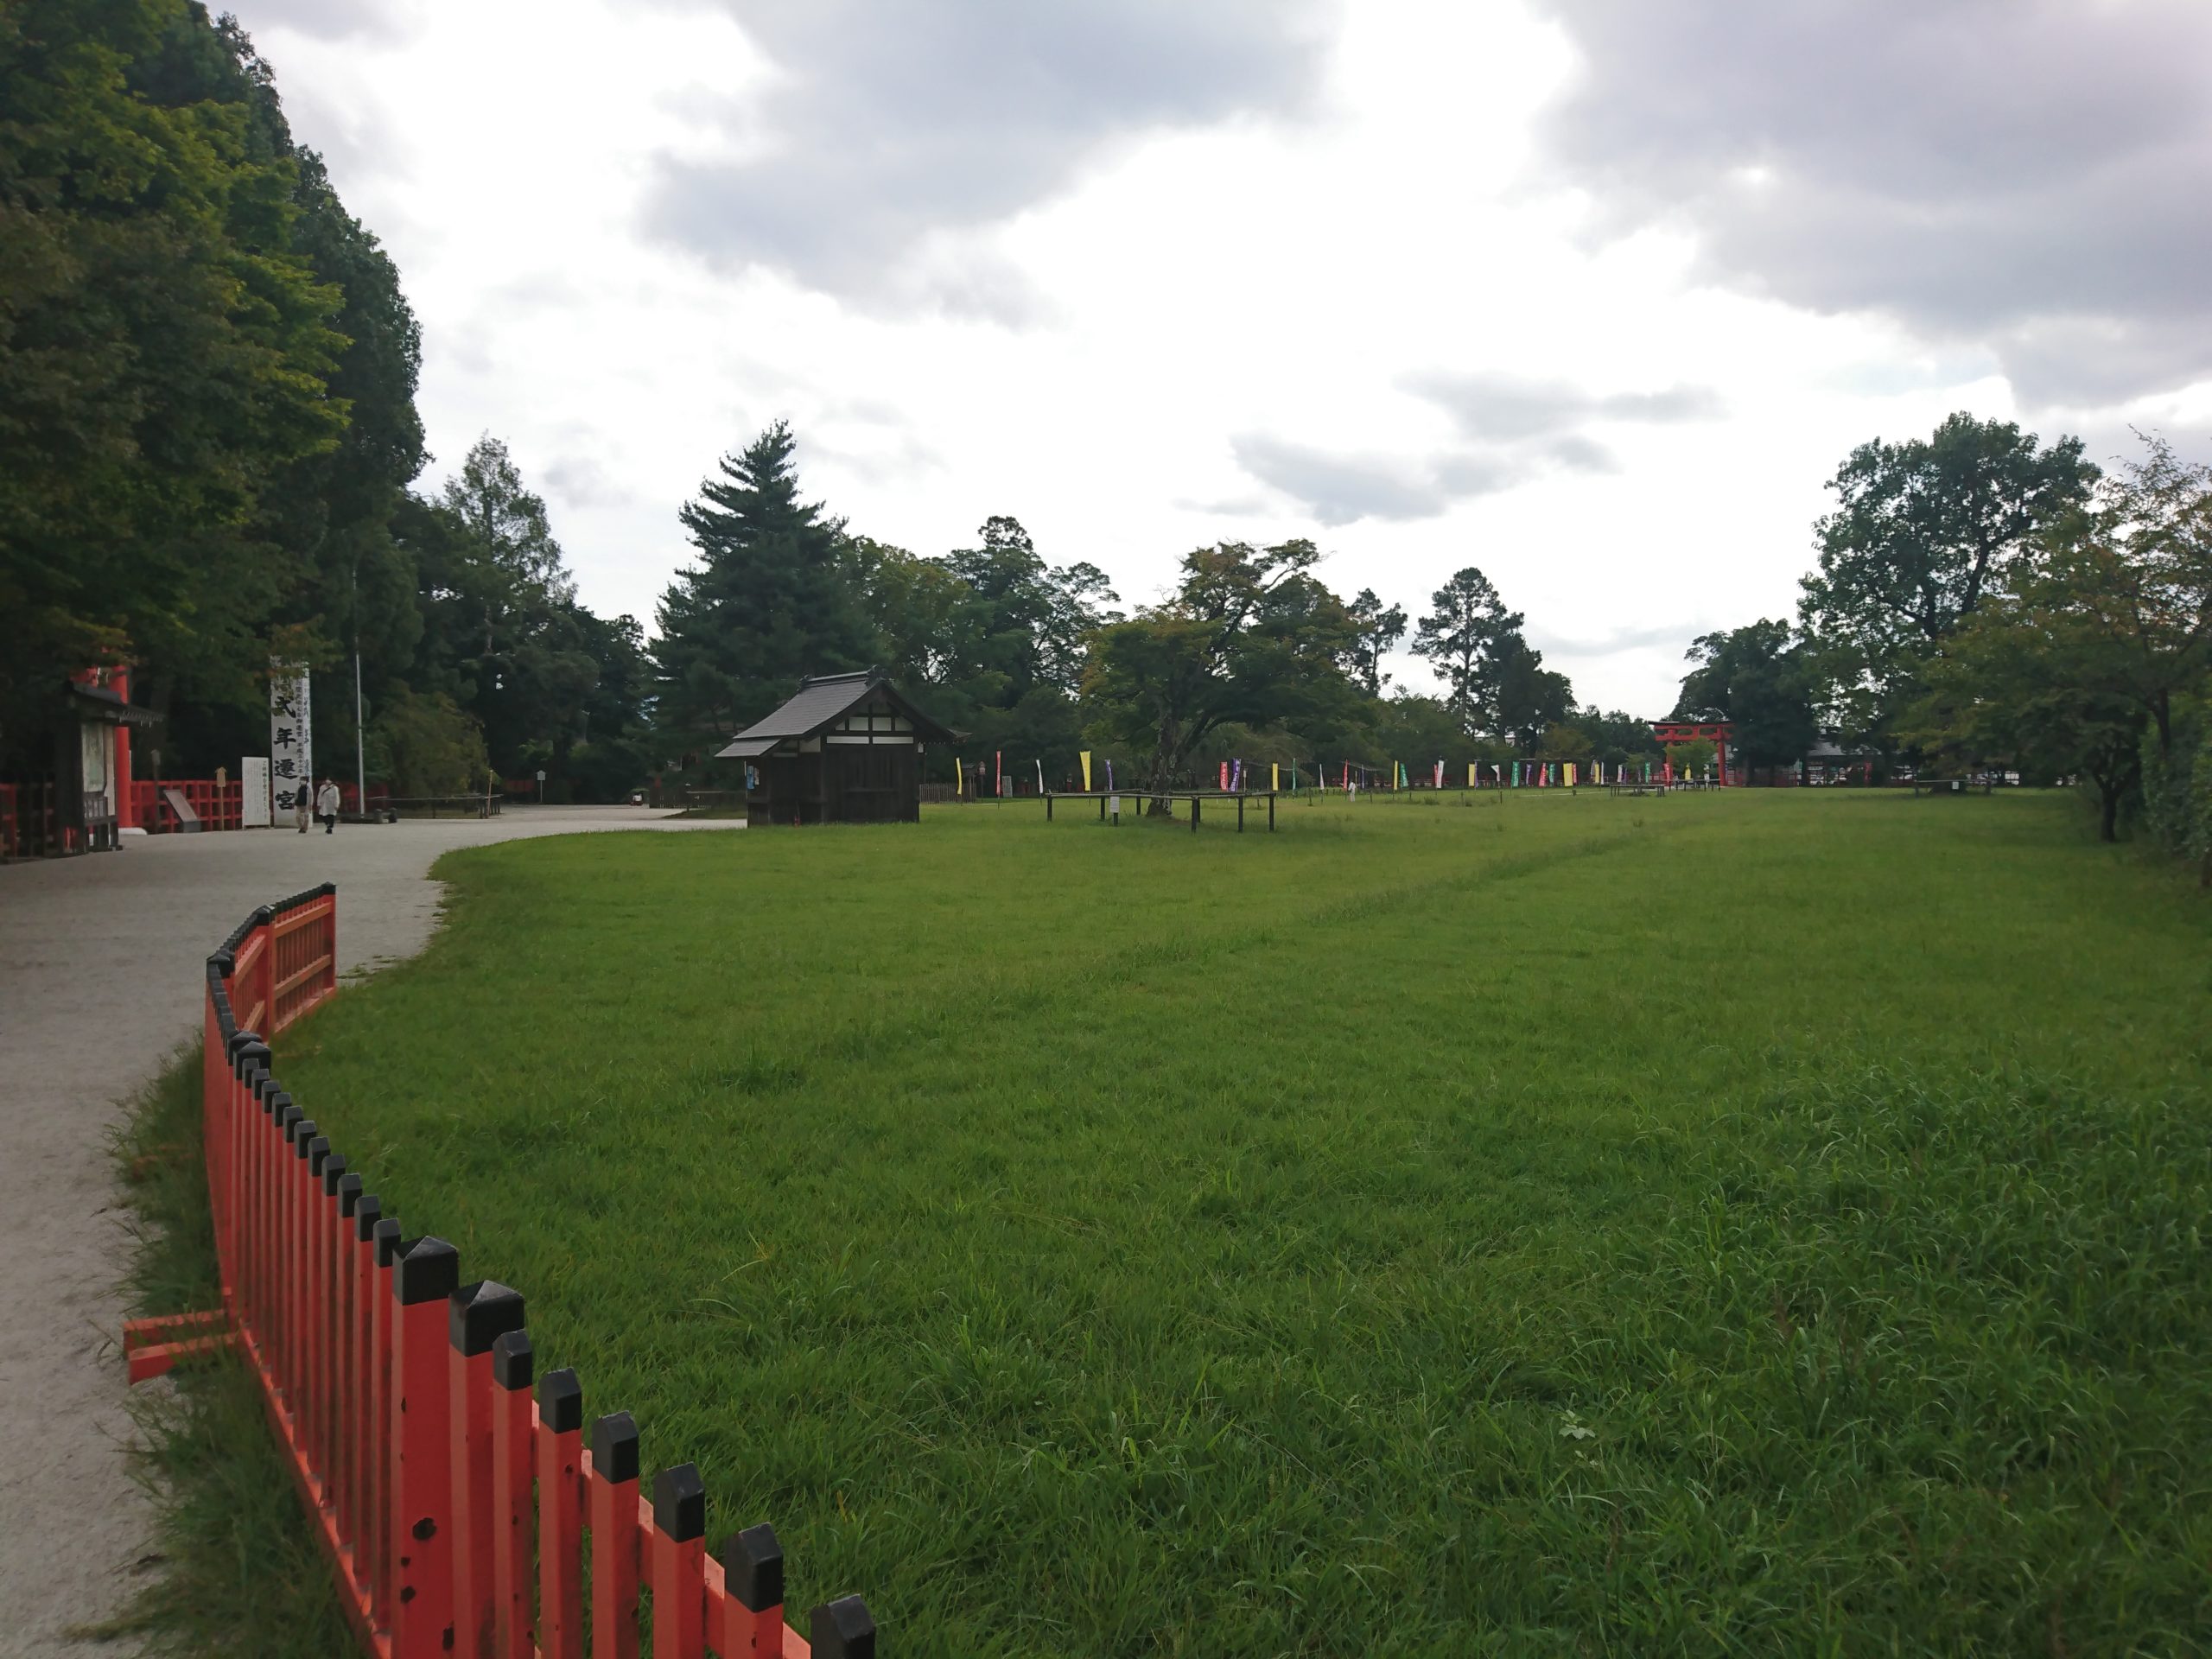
<box><xmin>714</xmin><ymin>671</ymin><xmax>955</xmax><ymax>759</ymax></box>
<box><xmin>65</xmin><ymin>681</ymin><xmax>161</xmax><ymax>726</ymax></box>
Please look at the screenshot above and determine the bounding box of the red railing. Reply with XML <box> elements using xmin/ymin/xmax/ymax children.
<box><xmin>132</xmin><ymin>778</ymin><xmax>246</xmax><ymax>832</ymax></box>
<box><xmin>2</xmin><ymin>779</ymin><xmax>60</xmax><ymax>859</ymax></box>
<box><xmin>124</xmin><ymin>888</ymin><xmax>876</xmax><ymax>1659</ymax></box>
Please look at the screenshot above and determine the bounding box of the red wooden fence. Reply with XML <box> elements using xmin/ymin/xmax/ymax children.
<box><xmin>132</xmin><ymin>778</ymin><xmax>246</xmax><ymax>831</ymax></box>
<box><xmin>124</xmin><ymin>887</ymin><xmax>875</xmax><ymax>1658</ymax></box>
<box><xmin>2</xmin><ymin>779</ymin><xmax>60</xmax><ymax>858</ymax></box>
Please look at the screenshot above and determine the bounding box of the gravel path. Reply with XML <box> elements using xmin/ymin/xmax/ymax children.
<box><xmin>0</xmin><ymin>808</ymin><xmax>741</xmax><ymax>1656</ymax></box>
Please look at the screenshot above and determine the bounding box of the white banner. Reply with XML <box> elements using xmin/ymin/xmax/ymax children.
<box><xmin>241</xmin><ymin>757</ymin><xmax>271</xmax><ymax>827</ymax></box>
<box><xmin>269</xmin><ymin>663</ymin><xmax>311</xmax><ymax>817</ymax></box>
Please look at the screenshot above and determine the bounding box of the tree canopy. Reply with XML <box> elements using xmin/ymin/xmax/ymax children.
<box><xmin>1410</xmin><ymin>566</ymin><xmax>1522</xmax><ymax>729</ymax></box>
<box><xmin>1799</xmin><ymin>413</ymin><xmax>2097</xmax><ymax>742</ymax></box>
<box><xmin>1675</xmin><ymin>620</ymin><xmax>1820</xmax><ymax>772</ymax></box>
<box><xmin>1083</xmin><ymin>541</ymin><xmax>1358</xmax><ymax>801</ymax></box>
<box><xmin>654</xmin><ymin>421</ymin><xmax>874</xmax><ymax>750</ymax></box>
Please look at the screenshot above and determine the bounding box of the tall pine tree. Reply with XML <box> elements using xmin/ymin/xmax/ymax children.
<box><xmin>653</xmin><ymin>422</ymin><xmax>874</xmax><ymax>747</ymax></box>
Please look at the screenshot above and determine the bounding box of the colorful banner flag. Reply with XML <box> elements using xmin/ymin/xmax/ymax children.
<box><xmin>956</xmin><ymin>758</ymin><xmax>963</xmax><ymax>796</ymax></box>
<box><xmin>1271</xmin><ymin>762</ymin><xmax>1280</xmax><ymax>791</ymax></box>
<box><xmin>1079</xmin><ymin>750</ymin><xmax>1092</xmax><ymax>791</ymax></box>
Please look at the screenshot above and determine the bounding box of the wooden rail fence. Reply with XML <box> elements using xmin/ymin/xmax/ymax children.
<box><xmin>124</xmin><ymin>886</ymin><xmax>875</xmax><ymax>1658</ymax></box>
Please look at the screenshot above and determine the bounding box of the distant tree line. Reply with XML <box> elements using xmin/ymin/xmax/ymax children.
<box><xmin>1681</xmin><ymin>410</ymin><xmax>2212</xmax><ymax>867</ymax></box>
<box><xmin>650</xmin><ymin>422</ymin><xmax>1668</xmax><ymax>804</ymax></box>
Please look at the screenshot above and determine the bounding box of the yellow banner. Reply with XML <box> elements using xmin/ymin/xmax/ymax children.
<box><xmin>1080</xmin><ymin>751</ymin><xmax>1093</xmax><ymax>791</ymax></box>
<box><xmin>955</xmin><ymin>758</ymin><xmax>963</xmax><ymax>796</ymax></box>
<box><xmin>1271</xmin><ymin>762</ymin><xmax>1280</xmax><ymax>791</ymax></box>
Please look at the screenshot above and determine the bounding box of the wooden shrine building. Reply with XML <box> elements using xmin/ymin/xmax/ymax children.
<box><xmin>715</xmin><ymin>671</ymin><xmax>955</xmax><ymax>824</ymax></box>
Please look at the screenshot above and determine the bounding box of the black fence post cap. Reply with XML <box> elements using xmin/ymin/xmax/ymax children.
<box><xmin>372</xmin><ymin>1217</ymin><xmax>403</xmax><ymax>1265</ymax></box>
<box><xmin>653</xmin><ymin>1464</ymin><xmax>706</xmax><ymax>1542</ymax></box>
<box><xmin>538</xmin><ymin>1367</ymin><xmax>583</xmax><ymax>1434</ymax></box>
<box><xmin>395</xmin><ymin>1236</ymin><xmax>459</xmax><ymax>1306</ymax></box>
<box><xmin>296</xmin><ymin>1128</ymin><xmax>323</xmax><ymax>1162</ymax></box>
<box><xmin>232</xmin><ymin>1039</ymin><xmax>269</xmax><ymax>1079</ymax></box>
<box><xmin>492</xmin><ymin>1329</ymin><xmax>533</xmax><ymax>1392</ymax></box>
<box><xmin>591</xmin><ymin>1411</ymin><xmax>639</xmax><ymax>1484</ymax></box>
<box><xmin>279</xmin><ymin>1105</ymin><xmax>304</xmax><ymax>1139</ymax></box>
<box><xmin>353</xmin><ymin>1194</ymin><xmax>381</xmax><ymax>1237</ymax></box>
<box><xmin>448</xmin><ymin>1280</ymin><xmax>526</xmax><ymax>1356</ymax></box>
<box><xmin>335</xmin><ymin>1172</ymin><xmax>363</xmax><ymax>1213</ymax></box>
<box><xmin>225</xmin><ymin>1028</ymin><xmax>257</xmax><ymax>1058</ymax></box>
<box><xmin>267</xmin><ymin>1091</ymin><xmax>293</xmax><ymax>1122</ymax></box>
<box><xmin>306</xmin><ymin>1136</ymin><xmax>331</xmax><ymax>1173</ymax></box>
<box><xmin>810</xmin><ymin>1595</ymin><xmax>876</xmax><ymax>1659</ymax></box>
<box><xmin>721</xmin><ymin>1523</ymin><xmax>784</xmax><ymax>1611</ymax></box>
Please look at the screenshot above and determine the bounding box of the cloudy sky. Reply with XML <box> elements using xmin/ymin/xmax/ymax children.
<box><xmin>237</xmin><ymin>0</ymin><xmax>2212</xmax><ymax>715</ymax></box>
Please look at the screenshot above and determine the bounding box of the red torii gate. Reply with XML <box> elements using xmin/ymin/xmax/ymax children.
<box><xmin>1650</xmin><ymin>720</ymin><xmax>1733</xmax><ymax>785</ymax></box>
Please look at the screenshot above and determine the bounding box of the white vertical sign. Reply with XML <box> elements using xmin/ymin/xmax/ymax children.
<box><xmin>241</xmin><ymin>757</ymin><xmax>271</xmax><ymax>828</ymax></box>
<box><xmin>269</xmin><ymin>662</ymin><xmax>311</xmax><ymax>817</ymax></box>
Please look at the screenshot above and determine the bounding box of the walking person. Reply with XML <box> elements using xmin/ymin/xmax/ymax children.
<box><xmin>293</xmin><ymin>784</ymin><xmax>311</xmax><ymax>834</ymax></box>
<box><xmin>315</xmin><ymin>776</ymin><xmax>341</xmax><ymax>835</ymax></box>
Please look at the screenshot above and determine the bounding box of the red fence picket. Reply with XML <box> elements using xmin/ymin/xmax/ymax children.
<box><xmin>123</xmin><ymin>886</ymin><xmax>875</xmax><ymax>1658</ymax></box>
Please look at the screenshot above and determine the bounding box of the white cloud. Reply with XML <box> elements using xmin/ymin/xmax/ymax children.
<box><xmin>226</xmin><ymin>0</ymin><xmax>2209</xmax><ymax>718</ymax></box>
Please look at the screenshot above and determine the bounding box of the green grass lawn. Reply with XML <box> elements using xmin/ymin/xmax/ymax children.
<box><xmin>270</xmin><ymin>790</ymin><xmax>2212</xmax><ymax>1654</ymax></box>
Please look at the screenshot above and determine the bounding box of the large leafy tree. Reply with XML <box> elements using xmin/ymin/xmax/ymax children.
<box><xmin>1929</xmin><ymin>431</ymin><xmax>2212</xmax><ymax>854</ymax></box>
<box><xmin>1799</xmin><ymin>412</ymin><xmax>2096</xmax><ymax>743</ymax></box>
<box><xmin>654</xmin><ymin>421</ymin><xmax>874</xmax><ymax>748</ymax></box>
<box><xmin>847</xmin><ymin>515</ymin><xmax>1117</xmax><ymax>773</ymax></box>
<box><xmin>406</xmin><ymin>438</ymin><xmax>595</xmax><ymax>779</ymax></box>
<box><xmin>1083</xmin><ymin>541</ymin><xmax>1357</xmax><ymax>805</ymax></box>
<box><xmin>1574</xmin><ymin>706</ymin><xmax>1665</xmax><ymax>767</ymax></box>
<box><xmin>1344</xmin><ymin>588</ymin><xmax>1408</xmax><ymax>696</ymax></box>
<box><xmin>1675</xmin><ymin>620</ymin><xmax>1821</xmax><ymax>771</ymax></box>
<box><xmin>1904</xmin><ymin>586</ymin><xmax>2145</xmax><ymax>842</ymax></box>
<box><xmin>2032</xmin><ymin>433</ymin><xmax>2212</xmax><ymax>760</ymax></box>
<box><xmin>938</xmin><ymin>516</ymin><xmax>1117</xmax><ymax>704</ymax></box>
<box><xmin>1410</xmin><ymin>567</ymin><xmax>1525</xmax><ymax>729</ymax></box>
<box><xmin>1491</xmin><ymin>636</ymin><xmax>1574</xmax><ymax>751</ymax></box>
<box><xmin>842</xmin><ymin>536</ymin><xmax>961</xmax><ymax>685</ymax></box>
<box><xmin>561</xmin><ymin>607</ymin><xmax>654</xmax><ymax>801</ymax></box>
<box><xmin>0</xmin><ymin>0</ymin><xmax>349</xmax><ymax>766</ymax></box>
<box><xmin>180</xmin><ymin>21</ymin><xmax>429</xmax><ymax>778</ymax></box>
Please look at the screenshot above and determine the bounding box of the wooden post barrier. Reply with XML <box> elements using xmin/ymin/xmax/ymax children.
<box><xmin>122</xmin><ymin>887</ymin><xmax>877</xmax><ymax>1658</ymax></box>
